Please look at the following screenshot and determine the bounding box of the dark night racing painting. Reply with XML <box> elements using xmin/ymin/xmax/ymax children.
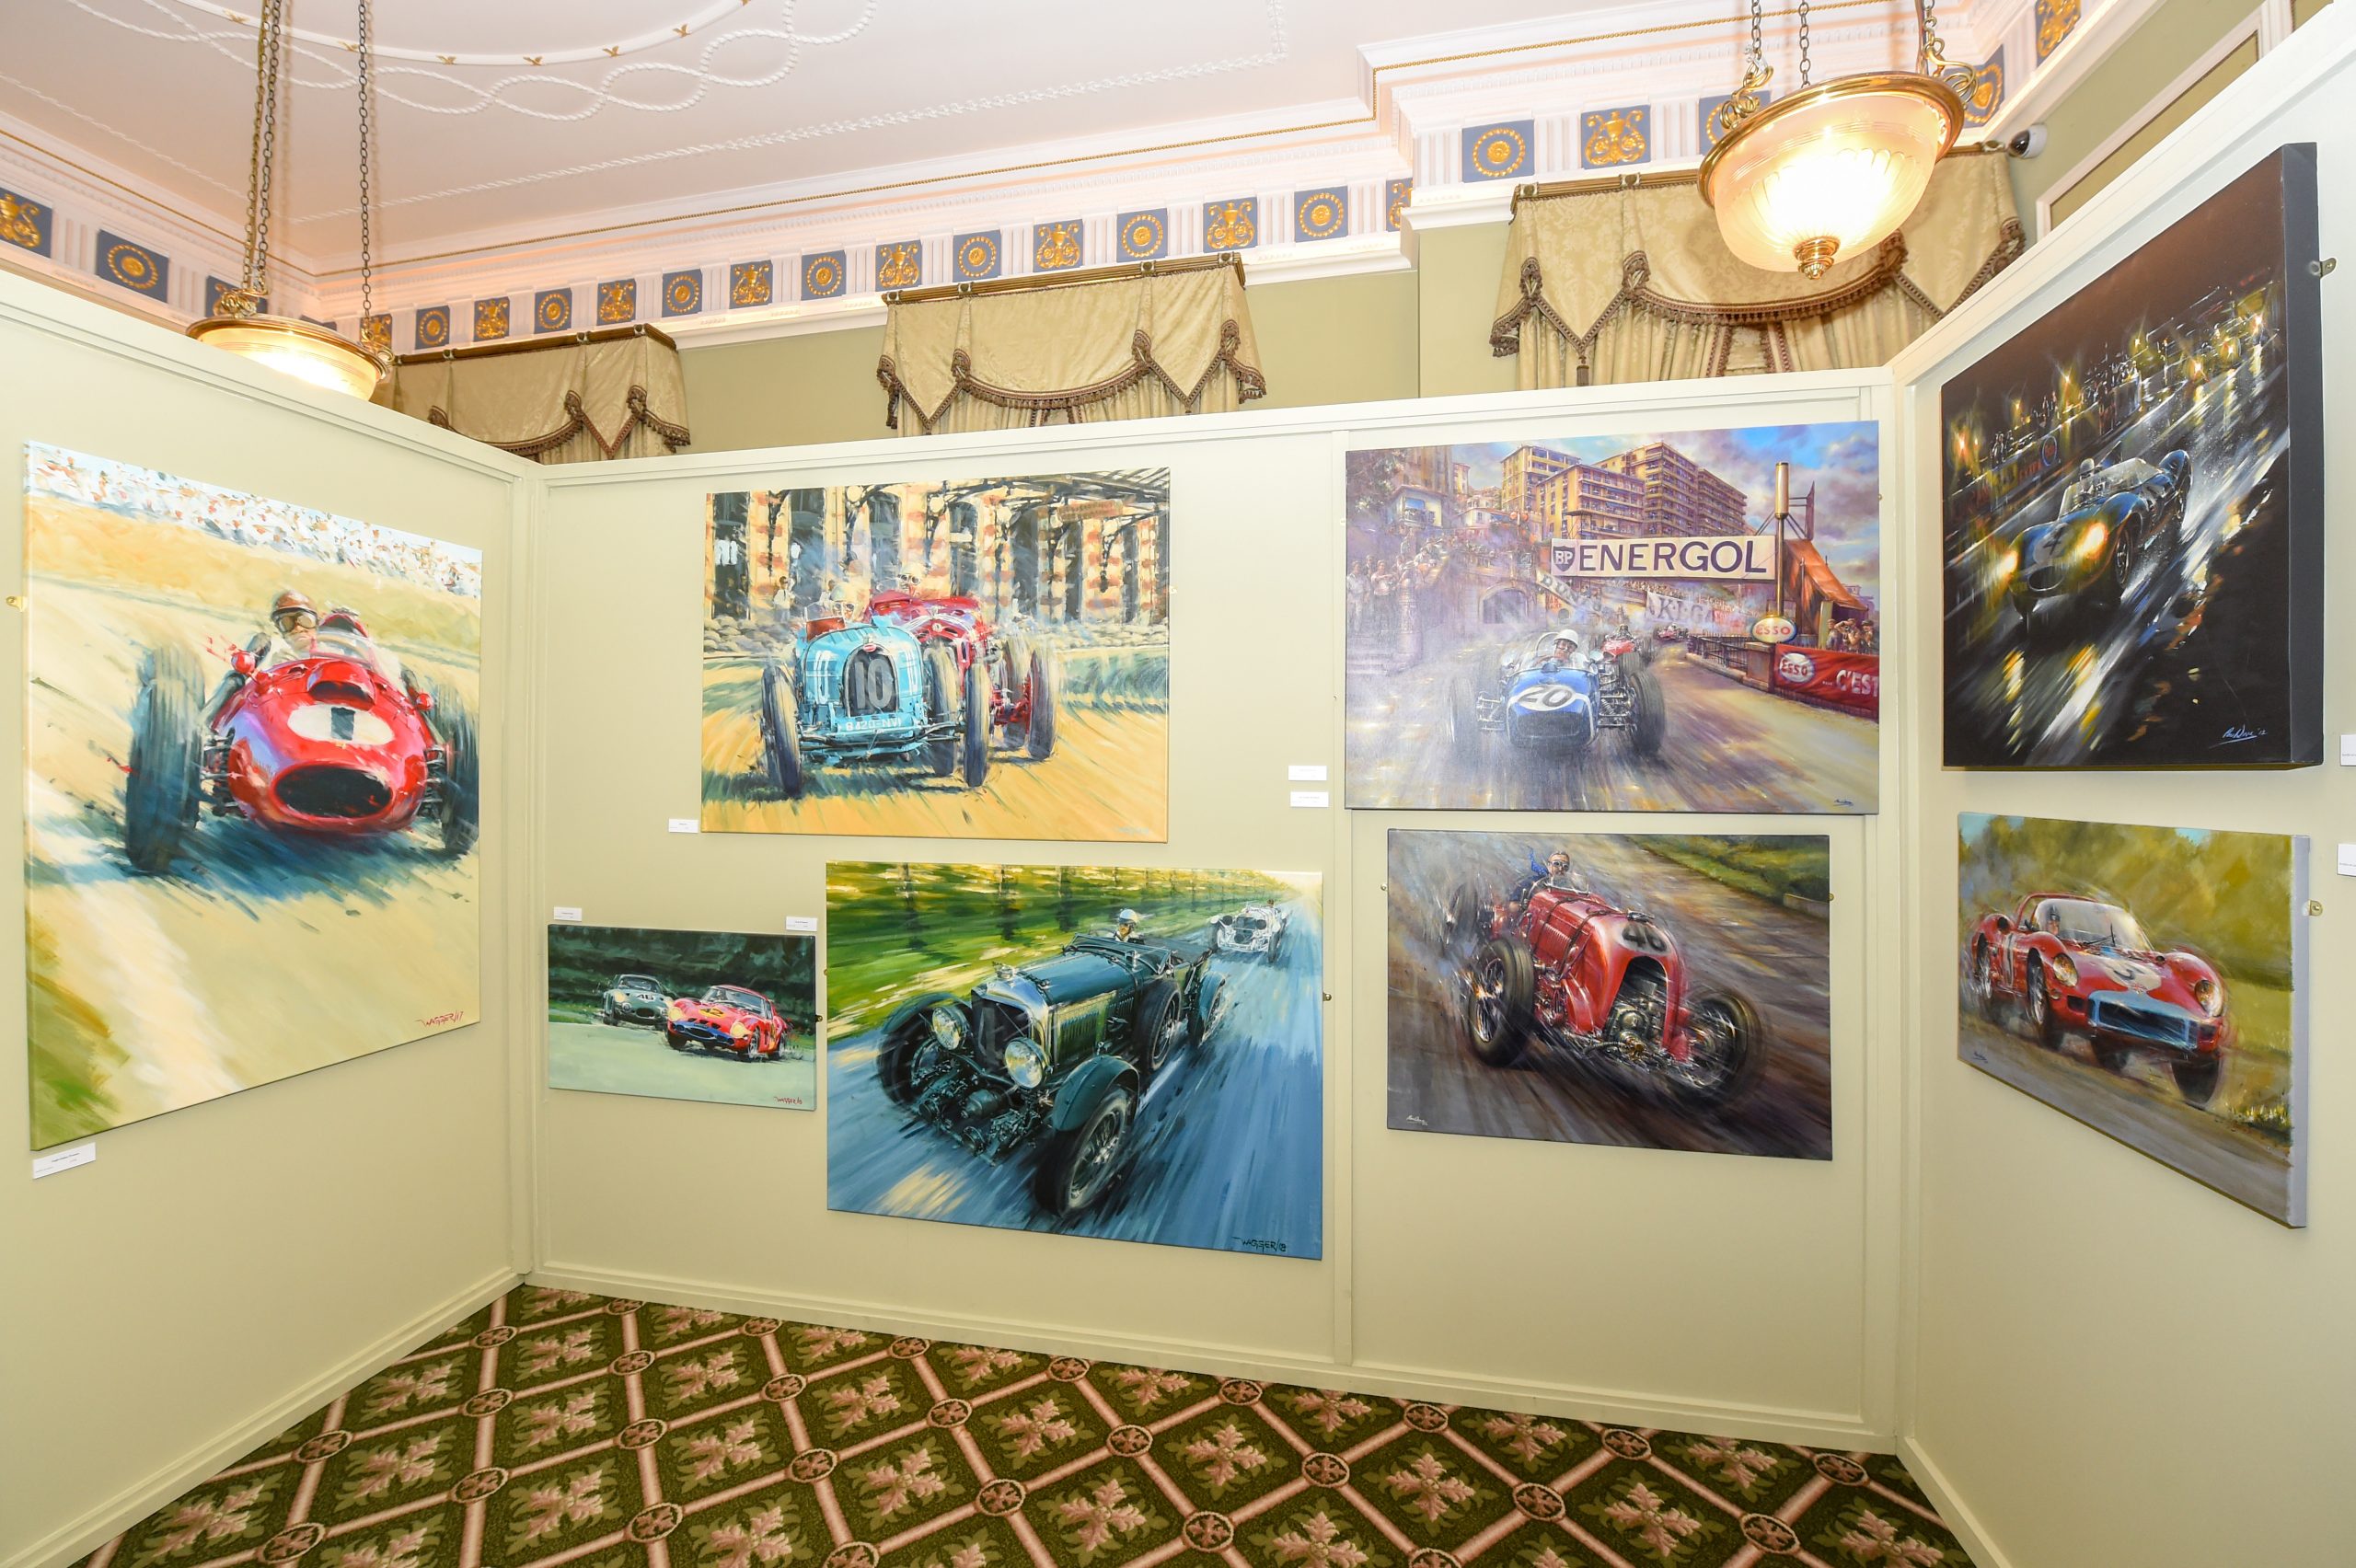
<box><xmin>1958</xmin><ymin>814</ymin><xmax>2308</xmax><ymax>1225</ymax></box>
<box><xmin>1941</xmin><ymin>146</ymin><xmax>2323</xmax><ymax>767</ymax></box>
<box><xmin>1388</xmin><ymin>830</ymin><xmax>1832</xmax><ymax>1161</ymax></box>
<box><xmin>826</xmin><ymin>861</ymin><xmax>1322</xmax><ymax>1258</ymax></box>
<box><xmin>1345</xmin><ymin>422</ymin><xmax>1881</xmax><ymax>814</ymax></box>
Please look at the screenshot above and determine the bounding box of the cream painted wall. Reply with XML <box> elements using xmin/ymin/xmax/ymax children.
<box><xmin>0</xmin><ymin>279</ymin><xmax>536</xmax><ymax>1568</ymax></box>
<box><xmin>1417</xmin><ymin>224</ymin><xmax>1521</xmax><ymax>400</ymax></box>
<box><xmin>1891</xmin><ymin>15</ymin><xmax>2356</xmax><ymax>1565</ymax></box>
<box><xmin>528</xmin><ymin>372</ymin><xmax>1901</xmax><ymax>1447</ymax></box>
<box><xmin>1250</xmin><ymin>270</ymin><xmax>1420</xmax><ymax>409</ymax></box>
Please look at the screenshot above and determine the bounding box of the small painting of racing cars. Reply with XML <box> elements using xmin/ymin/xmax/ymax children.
<box><xmin>1212</xmin><ymin>903</ymin><xmax>1290</xmax><ymax>960</ymax></box>
<box><xmin>548</xmin><ymin>923</ymin><xmax>817</xmax><ymax>1110</ymax></box>
<box><xmin>2000</xmin><ymin>450</ymin><xmax>2191</xmax><ymax>632</ymax></box>
<box><xmin>756</xmin><ymin>590</ymin><xmax>1058</xmax><ymax>799</ymax></box>
<box><xmin>122</xmin><ymin>608</ymin><xmax>479</xmax><ymax>875</ymax></box>
<box><xmin>1448</xmin><ymin>627</ymin><xmax>1664</xmax><ymax>761</ymax></box>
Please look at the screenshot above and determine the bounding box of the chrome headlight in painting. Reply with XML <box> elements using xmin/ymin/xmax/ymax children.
<box><xmin>930</xmin><ymin>1006</ymin><xmax>966</xmax><ymax>1048</ymax></box>
<box><xmin>2193</xmin><ymin>977</ymin><xmax>2224</xmax><ymax>1017</ymax></box>
<box><xmin>1002</xmin><ymin>1036</ymin><xmax>1046</xmax><ymax>1089</ymax></box>
<box><xmin>2050</xmin><ymin>954</ymin><xmax>2079</xmax><ymax>989</ymax></box>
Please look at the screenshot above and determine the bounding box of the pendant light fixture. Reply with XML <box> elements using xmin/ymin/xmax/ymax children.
<box><xmin>1699</xmin><ymin>0</ymin><xmax>1969</xmax><ymax>280</ymax></box>
<box><xmin>188</xmin><ymin>0</ymin><xmax>389</xmax><ymax>398</ymax></box>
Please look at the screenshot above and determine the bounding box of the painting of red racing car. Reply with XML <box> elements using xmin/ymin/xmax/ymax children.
<box><xmin>1940</xmin><ymin>147</ymin><xmax>2323</xmax><ymax>767</ymax></box>
<box><xmin>1387</xmin><ymin>829</ymin><xmax>1832</xmax><ymax>1160</ymax></box>
<box><xmin>24</xmin><ymin>444</ymin><xmax>484</xmax><ymax>1149</ymax></box>
<box><xmin>1345</xmin><ymin>422</ymin><xmax>1882</xmax><ymax>814</ymax></box>
<box><xmin>701</xmin><ymin>471</ymin><xmax>1170</xmax><ymax>841</ymax></box>
<box><xmin>1958</xmin><ymin>813</ymin><xmax>2310</xmax><ymax>1225</ymax></box>
<box><xmin>547</xmin><ymin>924</ymin><xmax>817</xmax><ymax>1111</ymax></box>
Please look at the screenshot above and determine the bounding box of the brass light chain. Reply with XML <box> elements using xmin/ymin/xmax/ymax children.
<box><xmin>1746</xmin><ymin>0</ymin><xmax>1765</xmax><ymax>75</ymax></box>
<box><xmin>1917</xmin><ymin>0</ymin><xmax>1969</xmax><ymax>87</ymax></box>
<box><xmin>238</xmin><ymin>0</ymin><xmax>284</xmax><ymax>304</ymax></box>
<box><xmin>356</xmin><ymin>0</ymin><xmax>375</xmax><ymax>326</ymax></box>
<box><xmin>1796</xmin><ymin>0</ymin><xmax>1812</xmax><ymax>86</ymax></box>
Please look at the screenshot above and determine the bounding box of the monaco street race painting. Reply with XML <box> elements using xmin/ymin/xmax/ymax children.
<box><xmin>1958</xmin><ymin>814</ymin><xmax>2309</xmax><ymax>1225</ymax></box>
<box><xmin>1941</xmin><ymin>147</ymin><xmax>2324</xmax><ymax>767</ymax></box>
<box><xmin>826</xmin><ymin>861</ymin><xmax>1323</xmax><ymax>1257</ymax></box>
<box><xmin>1387</xmin><ymin>830</ymin><xmax>1833</xmax><ymax>1161</ymax></box>
<box><xmin>699</xmin><ymin>472</ymin><xmax>1171</xmax><ymax>841</ymax></box>
<box><xmin>1345</xmin><ymin>421</ymin><xmax>1882</xmax><ymax>814</ymax></box>
<box><xmin>24</xmin><ymin>444</ymin><xmax>483</xmax><ymax>1149</ymax></box>
<box><xmin>547</xmin><ymin>924</ymin><xmax>817</xmax><ymax>1111</ymax></box>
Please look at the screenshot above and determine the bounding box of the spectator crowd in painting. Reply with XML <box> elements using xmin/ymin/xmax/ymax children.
<box><xmin>29</xmin><ymin>447</ymin><xmax>483</xmax><ymax>598</ymax></box>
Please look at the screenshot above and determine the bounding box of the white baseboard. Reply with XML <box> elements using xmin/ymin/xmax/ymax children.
<box><xmin>1898</xmin><ymin>1435</ymin><xmax>2018</xmax><ymax>1568</ymax></box>
<box><xmin>530</xmin><ymin>1260</ymin><xmax>1888</xmax><ymax>1451</ymax></box>
<box><xmin>6</xmin><ymin>1266</ymin><xmax>520</xmax><ymax>1568</ymax></box>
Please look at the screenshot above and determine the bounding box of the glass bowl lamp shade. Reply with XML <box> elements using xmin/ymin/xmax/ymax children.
<box><xmin>1699</xmin><ymin>71</ymin><xmax>1965</xmax><ymax>278</ymax></box>
<box><xmin>186</xmin><ymin>312</ymin><xmax>389</xmax><ymax>398</ymax></box>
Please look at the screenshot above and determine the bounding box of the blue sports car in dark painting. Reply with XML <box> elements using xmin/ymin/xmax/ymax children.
<box><xmin>756</xmin><ymin>615</ymin><xmax>990</xmax><ymax>797</ymax></box>
<box><xmin>1447</xmin><ymin>627</ymin><xmax>1665</xmax><ymax>760</ymax></box>
<box><xmin>2004</xmin><ymin>450</ymin><xmax>2192</xmax><ymax>628</ymax></box>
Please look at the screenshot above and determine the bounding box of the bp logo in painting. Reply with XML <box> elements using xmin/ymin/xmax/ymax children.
<box><xmin>699</xmin><ymin>472</ymin><xmax>1171</xmax><ymax>841</ymax></box>
<box><xmin>1939</xmin><ymin>146</ymin><xmax>2323</xmax><ymax>767</ymax></box>
<box><xmin>1344</xmin><ymin>421</ymin><xmax>1881</xmax><ymax>813</ymax></box>
<box><xmin>22</xmin><ymin>444</ymin><xmax>483</xmax><ymax>1149</ymax></box>
<box><xmin>824</xmin><ymin>861</ymin><xmax>1322</xmax><ymax>1258</ymax></box>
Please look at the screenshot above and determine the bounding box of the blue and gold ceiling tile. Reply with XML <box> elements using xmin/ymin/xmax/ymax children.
<box><xmin>2036</xmin><ymin>0</ymin><xmax>2081</xmax><ymax>63</ymax></box>
<box><xmin>1461</xmin><ymin>121</ymin><xmax>1532</xmax><ymax>181</ymax></box>
<box><xmin>1959</xmin><ymin>49</ymin><xmax>2005</xmax><ymax>129</ymax></box>
<box><xmin>596</xmin><ymin>279</ymin><xmax>636</xmax><ymax>324</ymax></box>
<box><xmin>875</xmin><ymin>240</ymin><xmax>922</xmax><ymax>291</ymax></box>
<box><xmin>473</xmin><ymin>297</ymin><xmax>511</xmax><ymax>340</ymax></box>
<box><xmin>661</xmin><ymin>269</ymin><xmax>703</xmax><ymax>317</ymax></box>
<box><xmin>2</xmin><ymin>188</ymin><xmax>54</xmax><ymax>257</ymax></box>
<box><xmin>802</xmin><ymin>250</ymin><xmax>847</xmax><ymax>299</ymax></box>
<box><xmin>729</xmin><ymin>259</ymin><xmax>775</xmax><ymax>308</ymax></box>
<box><xmin>1033</xmin><ymin>221</ymin><xmax>1082</xmax><ymax>272</ymax></box>
<box><xmin>204</xmin><ymin>275</ymin><xmax>269</xmax><ymax>317</ymax></box>
<box><xmin>360</xmin><ymin>314</ymin><xmax>392</xmax><ymax>352</ymax></box>
<box><xmin>1203</xmin><ymin>198</ymin><xmax>1258</xmax><ymax>251</ymax></box>
<box><xmin>414</xmin><ymin>305</ymin><xmax>450</xmax><ymax>349</ymax></box>
<box><xmin>1293</xmin><ymin>188</ymin><xmax>1348</xmax><ymax>243</ymax></box>
<box><xmin>953</xmin><ymin>231</ymin><xmax>1002</xmax><ymax>282</ymax></box>
<box><xmin>534</xmin><ymin>288</ymin><xmax>573</xmax><ymax>333</ymax></box>
<box><xmin>95</xmin><ymin>231</ymin><xmax>168</xmax><ymax>300</ymax></box>
<box><xmin>1701</xmin><ymin>88</ymin><xmax>1773</xmax><ymax>148</ymax></box>
<box><xmin>1116</xmin><ymin>209</ymin><xmax>1168</xmax><ymax>261</ymax></box>
<box><xmin>1384</xmin><ymin>179</ymin><xmax>1413</xmax><ymax>233</ymax></box>
<box><xmin>1580</xmin><ymin>106</ymin><xmax>1650</xmax><ymax>168</ymax></box>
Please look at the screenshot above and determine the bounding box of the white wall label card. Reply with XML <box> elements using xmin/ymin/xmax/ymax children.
<box><xmin>2337</xmin><ymin>844</ymin><xmax>2356</xmax><ymax>877</ymax></box>
<box><xmin>1289</xmin><ymin>790</ymin><xmax>1331</xmax><ymax>809</ymax></box>
<box><xmin>668</xmin><ymin>819</ymin><xmax>699</xmax><ymax>834</ymax></box>
<box><xmin>2341</xmin><ymin>735</ymin><xmax>2355</xmax><ymax>766</ymax></box>
<box><xmin>785</xmin><ymin>916</ymin><xmax>819</xmax><ymax>933</ymax></box>
<box><xmin>1288</xmin><ymin>764</ymin><xmax>1329</xmax><ymax>781</ymax></box>
<box><xmin>552</xmin><ymin>906</ymin><xmax>583</xmax><ymax>923</ymax></box>
<box><xmin>32</xmin><ymin>1142</ymin><xmax>96</xmax><ymax>1180</ymax></box>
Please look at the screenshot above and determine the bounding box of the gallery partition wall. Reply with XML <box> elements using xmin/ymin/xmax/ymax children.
<box><xmin>7</xmin><ymin>9</ymin><xmax>2356</xmax><ymax>1564</ymax></box>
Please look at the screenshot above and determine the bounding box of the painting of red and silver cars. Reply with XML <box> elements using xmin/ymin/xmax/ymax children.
<box><xmin>1345</xmin><ymin>422</ymin><xmax>1881</xmax><ymax>814</ymax></box>
<box><xmin>1940</xmin><ymin>146</ymin><xmax>2323</xmax><ymax>767</ymax></box>
<box><xmin>700</xmin><ymin>471</ymin><xmax>1171</xmax><ymax>841</ymax></box>
<box><xmin>24</xmin><ymin>443</ymin><xmax>483</xmax><ymax>1149</ymax></box>
<box><xmin>1958</xmin><ymin>814</ymin><xmax>2309</xmax><ymax>1225</ymax></box>
<box><xmin>1387</xmin><ymin>829</ymin><xmax>1832</xmax><ymax>1161</ymax></box>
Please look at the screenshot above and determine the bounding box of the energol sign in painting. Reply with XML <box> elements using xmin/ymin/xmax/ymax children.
<box><xmin>699</xmin><ymin>470</ymin><xmax>1172</xmax><ymax>840</ymax></box>
<box><xmin>23</xmin><ymin>444</ymin><xmax>483</xmax><ymax>1148</ymax></box>
<box><xmin>1344</xmin><ymin>421</ymin><xmax>1881</xmax><ymax>814</ymax></box>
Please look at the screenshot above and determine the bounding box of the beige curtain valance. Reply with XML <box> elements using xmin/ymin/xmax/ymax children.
<box><xmin>384</xmin><ymin>327</ymin><xmax>690</xmax><ymax>463</ymax></box>
<box><xmin>878</xmin><ymin>259</ymin><xmax>1266</xmax><ymax>436</ymax></box>
<box><xmin>1491</xmin><ymin>148</ymin><xmax>2026</xmax><ymax>386</ymax></box>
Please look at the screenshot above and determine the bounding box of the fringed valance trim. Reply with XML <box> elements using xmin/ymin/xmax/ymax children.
<box><xmin>426</xmin><ymin>385</ymin><xmax>691</xmax><ymax>460</ymax></box>
<box><xmin>878</xmin><ymin>319</ymin><xmax>1266</xmax><ymax>435</ymax></box>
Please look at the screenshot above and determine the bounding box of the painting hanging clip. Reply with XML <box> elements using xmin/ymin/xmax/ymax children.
<box><xmin>2309</xmin><ymin>257</ymin><xmax>2336</xmax><ymax>278</ymax></box>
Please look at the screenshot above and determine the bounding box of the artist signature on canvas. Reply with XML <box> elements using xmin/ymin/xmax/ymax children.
<box><xmin>420</xmin><ymin>1010</ymin><xmax>467</xmax><ymax>1027</ymax></box>
<box><xmin>1232</xmin><ymin>1237</ymin><xmax>1290</xmax><ymax>1255</ymax></box>
<box><xmin>2215</xmin><ymin>726</ymin><xmax>2267</xmax><ymax>746</ymax></box>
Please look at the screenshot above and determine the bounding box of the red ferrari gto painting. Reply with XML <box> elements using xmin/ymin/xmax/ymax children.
<box><xmin>546</xmin><ymin>924</ymin><xmax>816</xmax><ymax>1111</ymax></box>
<box><xmin>24</xmin><ymin>444</ymin><xmax>484</xmax><ymax>1148</ymax></box>
<box><xmin>1958</xmin><ymin>813</ymin><xmax>2310</xmax><ymax>1225</ymax></box>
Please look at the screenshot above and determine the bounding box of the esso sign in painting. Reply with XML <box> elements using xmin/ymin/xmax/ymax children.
<box><xmin>1752</xmin><ymin>615</ymin><xmax>1797</xmax><ymax>644</ymax></box>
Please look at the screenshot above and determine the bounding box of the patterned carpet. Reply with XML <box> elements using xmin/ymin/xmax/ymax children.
<box><xmin>77</xmin><ymin>1284</ymin><xmax>1973</xmax><ymax>1568</ymax></box>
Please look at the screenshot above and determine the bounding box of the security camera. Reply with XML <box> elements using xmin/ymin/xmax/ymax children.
<box><xmin>2005</xmin><ymin>123</ymin><xmax>2048</xmax><ymax>159</ymax></box>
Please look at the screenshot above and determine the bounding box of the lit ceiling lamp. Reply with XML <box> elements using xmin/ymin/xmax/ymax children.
<box><xmin>188</xmin><ymin>0</ymin><xmax>389</xmax><ymax>398</ymax></box>
<box><xmin>1699</xmin><ymin>0</ymin><xmax>1969</xmax><ymax>280</ymax></box>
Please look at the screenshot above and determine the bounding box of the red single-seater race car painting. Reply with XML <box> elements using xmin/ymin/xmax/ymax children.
<box><xmin>665</xmin><ymin>984</ymin><xmax>791</xmax><ymax>1059</ymax></box>
<box><xmin>1965</xmin><ymin>892</ymin><xmax>2229</xmax><ymax>1102</ymax></box>
<box><xmin>123</xmin><ymin>609</ymin><xmax>479</xmax><ymax>874</ymax></box>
